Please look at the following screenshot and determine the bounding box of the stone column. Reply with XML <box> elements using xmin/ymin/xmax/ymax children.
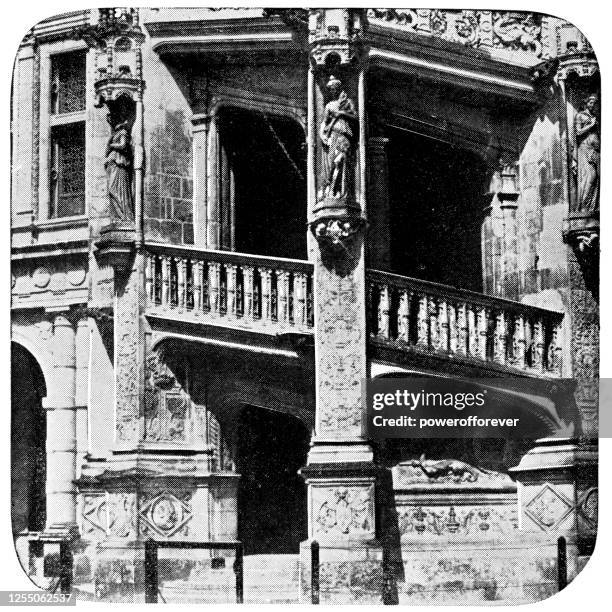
<box><xmin>75</xmin><ymin>316</ymin><xmax>90</xmax><ymax>479</ymax></box>
<box><xmin>191</xmin><ymin>114</ymin><xmax>209</xmax><ymax>248</ymax></box>
<box><xmin>206</xmin><ymin>113</ymin><xmax>220</xmax><ymax>250</ymax></box>
<box><xmin>300</xmin><ymin>9</ymin><xmax>382</xmax><ymax>603</ymax></box>
<box><xmin>43</xmin><ymin>312</ymin><xmax>77</xmax><ymax>533</ymax></box>
<box><xmin>367</xmin><ymin>136</ymin><xmax>391</xmax><ymax>271</ymax></box>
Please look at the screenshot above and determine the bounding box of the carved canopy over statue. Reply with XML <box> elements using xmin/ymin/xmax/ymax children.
<box><xmin>319</xmin><ymin>76</ymin><xmax>357</xmax><ymax>200</ymax></box>
<box><xmin>105</xmin><ymin>113</ymin><xmax>134</xmax><ymax>222</ymax></box>
<box><xmin>573</xmin><ymin>93</ymin><xmax>600</xmax><ymax>214</ymax></box>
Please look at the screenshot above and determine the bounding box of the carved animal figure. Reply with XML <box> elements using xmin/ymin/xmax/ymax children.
<box><xmin>407</xmin><ymin>454</ymin><xmax>494</xmax><ymax>482</ymax></box>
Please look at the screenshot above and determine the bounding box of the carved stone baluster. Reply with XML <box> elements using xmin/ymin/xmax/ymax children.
<box><xmin>397</xmin><ymin>289</ymin><xmax>411</xmax><ymax>343</ymax></box>
<box><xmin>429</xmin><ymin>297</ymin><xmax>440</xmax><ymax>350</ymax></box>
<box><xmin>243</xmin><ymin>266</ymin><xmax>254</xmax><ymax>321</ymax></box>
<box><xmin>477</xmin><ymin>307</ymin><xmax>489</xmax><ymax>361</ymax></box>
<box><xmin>514</xmin><ymin>314</ymin><xmax>527</xmax><ymax>369</ymax></box>
<box><xmin>293</xmin><ymin>272</ymin><xmax>307</xmax><ymax>329</ymax></box>
<box><xmin>547</xmin><ymin>319</ymin><xmax>563</xmax><ymax>375</ymax></box>
<box><xmin>193</xmin><ymin>260</ymin><xmax>203</xmax><ymax>313</ymax></box>
<box><xmin>417</xmin><ymin>294</ymin><xmax>429</xmax><ymax>347</ymax></box>
<box><xmin>467</xmin><ymin>306</ymin><xmax>477</xmax><ymax>357</ymax></box>
<box><xmin>493</xmin><ymin>310</ymin><xmax>507</xmax><ymax>365</ymax></box>
<box><xmin>378</xmin><ymin>284</ymin><xmax>390</xmax><ymax>340</ymax></box>
<box><xmin>177</xmin><ymin>257</ymin><xmax>187</xmax><ymax>310</ymax></box>
<box><xmin>226</xmin><ymin>264</ymin><xmax>237</xmax><ymax>318</ymax></box>
<box><xmin>208</xmin><ymin>261</ymin><xmax>221</xmax><ymax>316</ymax></box>
<box><xmin>161</xmin><ymin>255</ymin><xmax>170</xmax><ymax>308</ymax></box>
<box><xmin>448</xmin><ymin>302</ymin><xmax>458</xmax><ymax>354</ymax></box>
<box><xmin>533</xmin><ymin>318</ymin><xmax>545</xmax><ymax>371</ymax></box>
<box><xmin>261</xmin><ymin>268</ymin><xmax>272</xmax><ymax>322</ymax></box>
<box><xmin>456</xmin><ymin>303</ymin><xmax>467</xmax><ymax>355</ymax></box>
<box><xmin>277</xmin><ymin>270</ymin><xmax>290</xmax><ymax>324</ymax></box>
<box><xmin>439</xmin><ymin>299</ymin><xmax>450</xmax><ymax>352</ymax></box>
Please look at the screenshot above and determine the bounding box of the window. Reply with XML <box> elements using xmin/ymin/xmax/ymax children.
<box><xmin>50</xmin><ymin>123</ymin><xmax>85</xmax><ymax>218</ymax></box>
<box><xmin>50</xmin><ymin>51</ymin><xmax>86</xmax><ymax>114</ymax></box>
<box><xmin>48</xmin><ymin>49</ymin><xmax>87</xmax><ymax>218</ymax></box>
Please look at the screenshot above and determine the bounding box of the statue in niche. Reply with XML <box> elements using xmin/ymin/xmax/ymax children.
<box><xmin>573</xmin><ymin>93</ymin><xmax>600</xmax><ymax>214</ymax></box>
<box><xmin>320</xmin><ymin>75</ymin><xmax>357</xmax><ymax>199</ymax></box>
<box><xmin>105</xmin><ymin>114</ymin><xmax>134</xmax><ymax>222</ymax></box>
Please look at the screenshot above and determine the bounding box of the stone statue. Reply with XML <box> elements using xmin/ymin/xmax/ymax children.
<box><xmin>105</xmin><ymin>115</ymin><xmax>134</xmax><ymax>222</ymax></box>
<box><xmin>320</xmin><ymin>75</ymin><xmax>357</xmax><ymax>199</ymax></box>
<box><xmin>573</xmin><ymin>93</ymin><xmax>600</xmax><ymax>214</ymax></box>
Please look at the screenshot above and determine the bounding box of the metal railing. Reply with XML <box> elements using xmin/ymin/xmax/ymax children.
<box><xmin>144</xmin><ymin>540</ymin><xmax>244</xmax><ymax>604</ymax></box>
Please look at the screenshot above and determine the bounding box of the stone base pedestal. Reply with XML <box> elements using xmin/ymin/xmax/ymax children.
<box><xmin>509</xmin><ymin>438</ymin><xmax>597</xmax><ymax>559</ymax></box>
<box><xmin>73</xmin><ymin>454</ymin><xmax>239</xmax><ymax>601</ymax></box>
<box><xmin>299</xmin><ymin>538</ymin><xmax>384</xmax><ymax>604</ymax></box>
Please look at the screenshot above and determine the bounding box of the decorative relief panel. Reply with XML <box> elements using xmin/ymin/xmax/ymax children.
<box><xmin>312</xmin><ymin>485</ymin><xmax>374</xmax><ymax>538</ymax></box>
<box><xmin>317</xmin><ymin>275</ymin><xmax>365</xmax><ymax>437</ymax></box>
<box><xmin>398</xmin><ymin>505</ymin><xmax>518</xmax><ymax>537</ymax></box>
<box><xmin>107</xmin><ymin>492</ymin><xmax>137</xmax><ymax>538</ymax></box>
<box><xmin>578</xmin><ymin>487</ymin><xmax>597</xmax><ymax>528</ymax></box>
<box><xmin>144</xmin><ymin>350</ymin><xmax>190</xmax><ymax>443</ymax></box>
<box><xmin>81</xmin><ymin>494</ymin><xmax>108</xmax><ymax>537</ymax></box>
<box><xmin>139</xmin><ymin>491</ymin><xmax>192</xmax><ymax>537</ymax></box>
<box><xmin>524</xmin><ymin>484</ymin><xmax>573</xmax><ymax>530</ymax></box>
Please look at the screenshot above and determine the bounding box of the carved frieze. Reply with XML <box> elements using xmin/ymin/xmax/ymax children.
<box><xmin>312</xmin><ymin>485</ymin><xmax>375</xmax><ymax>538</ymax></box>
<box><xmin>398</xmin><ymin>504</ymin><xmax>518</xmax><ymax>537</ymax></box>
<box><xmin>367</xmin><ymin>10</ymin><xmax>548</xmax><ymax>59</ymax></box>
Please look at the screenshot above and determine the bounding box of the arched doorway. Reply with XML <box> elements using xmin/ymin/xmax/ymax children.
<box><xmin>11</xmin><ymin>343</ymin><xmax>47</xmax><ymax>534</ymax></box>
<box><xmin>236</xmin><ymin>405</ymin><xmax>310</xmax><ymax>555</ymax></box>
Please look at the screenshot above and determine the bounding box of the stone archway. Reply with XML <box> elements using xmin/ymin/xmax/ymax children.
<box><xmin>11</xmin><ymin>342</ymin><xmax>47</xmax><ymax>534</ymax></box>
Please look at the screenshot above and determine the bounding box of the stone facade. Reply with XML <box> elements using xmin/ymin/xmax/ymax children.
<box><xmin>11</xmin><ymin>8</ymin><xmax>598</xmax><ymax>605</ymax></box>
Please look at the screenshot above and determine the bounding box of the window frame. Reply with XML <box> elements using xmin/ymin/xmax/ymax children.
<box><xmin>38</xmin><ymin>41</ymin><xmax>90</xmax><ymax>223</ymax></box>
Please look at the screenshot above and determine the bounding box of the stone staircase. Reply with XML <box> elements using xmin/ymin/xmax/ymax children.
<box><xmin>158</xmin><ymin>553</ymin><xmax>300</xmax><ymax>604</ymax></box>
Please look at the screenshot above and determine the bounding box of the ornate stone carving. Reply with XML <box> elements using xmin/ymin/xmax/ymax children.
<box><xmin>524</xmin><ymin>484</ymin><xmax>573</xmax><ymax>530</ymax></box>
<box><xmin>398</xmin><ymin>455</ymin><xmax>503</xmax><ymax>484</ymax></box>
<box><xmin>308</xmin><ymin>9</ymin><xmax>364</xmax><ymax>67</ymax></box>
<box><xmin>107</xmin><ymin>492</ymin><xmax>137</xmax><ymax>538</ymax></box>
<box><xmin>81</xmin><ymin>494</ymin><xmax>108</xmax><ymax>537</ymax></box>
<box><xmin>311</xmin><ymin>217</ymin><xmax>364</xmax><ymax>252</ymax></box>
<box><xmin>313</xmin><ymin>486</ymin><xmax>374</xmax><ymax>537</ymax></box>
<box><xmin>139</xmin><ymin>491</ymin><xmax>192</xmax><ymax>537</ymax></box>
<box><xmin>144</xmin><ymin>351</ymin><xmax>189</xmax><ymax>443</ymax></box>
<box><xmin>492</xmin><ymin>12</ymin><xmax>542</xmax><ymax>55</ymax></box>
<box><xmin>398</xmin><ymin>505</ymin><xmax>517</xmax><ymax>537</ymax></box>
<box><xmin>579</xmin><ymin>487</ymin><xmax>597</xmax><ymax>527</ymax></box>
<box><xmin>367</xmin><ymin>10</ymin><xmax>546</xmax><ymax>58</ymax></box>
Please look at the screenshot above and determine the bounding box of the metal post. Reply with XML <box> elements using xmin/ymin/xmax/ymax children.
<box><xmin>311</xmin><ymin>540</ymin><xmax>320</xmax><ymax>605</ymax></box>
<box><xmin>234</xmin><ymin>542</ymin><xmax>244</xmax><ymax>603</ymax></box>
<box><xmin>557</xmin><ymin>536</ymin><xmax>568</xmax><ymax>591</ymax></box>
<box><xmin>144</xmin><ymin>539</ymin><xmax>159</xmax><ymax>603</ymax></box>
<box><xmin>59</xmin><ymin>541</ymin><xmax>73</xmax><ymax>595</ymax></box>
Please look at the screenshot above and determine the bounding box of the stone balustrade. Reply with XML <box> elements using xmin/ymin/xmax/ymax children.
<box><xmin>145</xmin><ymin>243</ymin><xmax>314</xmax><ymax>334</ymax></box>
<box><xmin>367</xmin><ymin>270</ymin><xmax>564</xmax><ymax>377</ymax></box>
